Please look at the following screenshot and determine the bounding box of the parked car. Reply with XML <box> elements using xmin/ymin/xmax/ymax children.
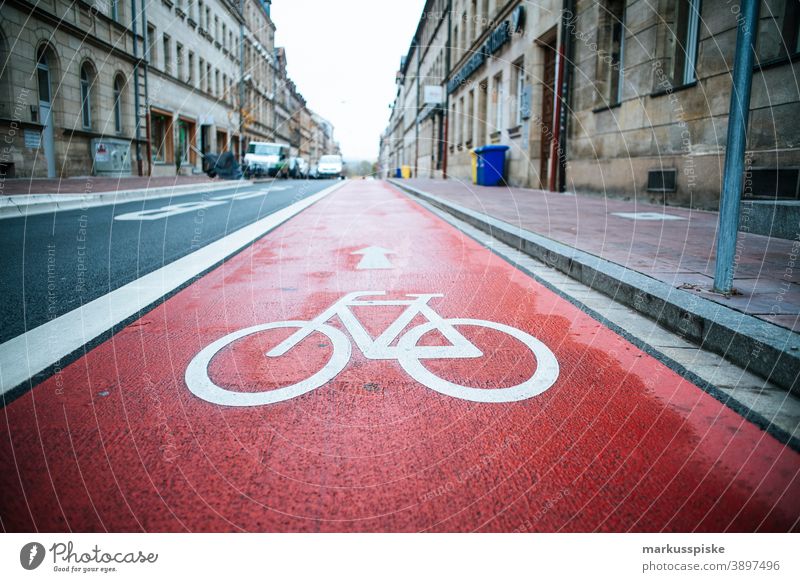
<box><xmin>289</xmin><ymin>157</ymin><xmax>309</xmax><ymax>179</ymax></box>
<box><xmin>308</xmin><ymin>164</ymin><xmax>319</xmax><ymax>179</ymax></box>
<box><xmin>243</xmin><ymin>142</ymin><xmax>290</xmax><ymax>178</ymax></box>
<box><xmin>316</xmin><ymin>155</ymin><xmax>345</xmax><ymax>180</ymax></box>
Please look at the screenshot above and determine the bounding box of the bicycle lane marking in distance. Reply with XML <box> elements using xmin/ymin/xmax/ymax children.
<box><xmin>1</xmin><ymin>180</ymin><xmax>797</xmax><ymax>532</ymax></box>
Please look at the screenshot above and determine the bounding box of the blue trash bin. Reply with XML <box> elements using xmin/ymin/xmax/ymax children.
<box><xmin>475</xmin><ymin>145</ymin><xmax>509</xmax><ymax>186</ymax></box>
<box><xmin>395</xmin><ymin>167</ymin><xmax>402</xmax><ymax>178</ymax></box>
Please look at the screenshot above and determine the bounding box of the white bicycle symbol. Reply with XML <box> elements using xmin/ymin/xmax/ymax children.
<box><xmin>185</xmin><ymin>291</ymin><xmax>559</xmax><ymax>406</ymax></box>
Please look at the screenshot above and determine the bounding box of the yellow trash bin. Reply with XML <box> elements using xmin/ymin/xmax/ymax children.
<box><xmin>401</xmin><ymin>165</ymin><xmax>412</xmax><ymax>179</ymax></box>
<box><xmin>470</xmin><ymin>149</ymin><xmax>478</xmax><ymax>184</ymax></box>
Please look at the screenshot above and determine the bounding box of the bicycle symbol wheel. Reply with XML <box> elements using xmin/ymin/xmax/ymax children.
<box><xmin>185</xmin><ymin>321</ymin><xmax>351</xmax><ymax>407</ymax></box>
<box><xmin>397</xmin><ymin>318</ymin><xmax>559</xmax><ymax>403</ymax></box>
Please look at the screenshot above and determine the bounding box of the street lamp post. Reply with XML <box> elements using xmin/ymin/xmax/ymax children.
<box><xmin>712</xmin><ymin>0</ymin><xmax>760</xmax><ymax>294</ymax></box>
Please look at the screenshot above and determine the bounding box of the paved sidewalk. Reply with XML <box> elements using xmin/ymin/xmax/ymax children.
<box><xmin>398</xmin><ymin>178</ymin><xmax>799</xmax><ymax>333</ymax></box>
<box><xmin>0</xmin><ymin>175</ymin><xmax>219</xmax><ymax>196</ymax></box>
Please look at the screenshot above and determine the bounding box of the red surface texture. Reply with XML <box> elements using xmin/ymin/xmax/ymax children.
<box><xmin>1</xmin><ymin>181</ymin><xmax>798</xmax><ymax>532</ymax></box>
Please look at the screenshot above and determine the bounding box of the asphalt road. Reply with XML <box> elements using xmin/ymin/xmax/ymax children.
<box><xmin>0</xmin><ymin>179</ymin><xmax>339</xmax><ymax>344</ymax></box>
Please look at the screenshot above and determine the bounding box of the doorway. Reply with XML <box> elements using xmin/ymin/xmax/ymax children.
<box><xmin>216</xmin><ymin>129</ymin><xmax>228</xmax><ymax>153</ymax></box>
<box><xmin>477</xmin><ymin>79</ymin><xmax>488</xmax><ymax>147</ymax></box>
<box><xmin>200</xmin><ymin>124</ymin><xmax>212</xmax><ymax>155</ymax></box>
<box><xmin>177</xmin><ymin>117</ymin><xmax>197</xmax><ymax>171</ymax></box>
<box><xmin>539</xmin><ymin>38</ymin><xmax>557</xmax><ymax>189</ymax></box>
<box><xmin>36</xmin><ymin>47</ymin><xmax>56</xmax><ymax>178</ymax></box>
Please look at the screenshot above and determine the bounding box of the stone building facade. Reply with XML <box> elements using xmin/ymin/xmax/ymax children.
<box><xmin>381</xmin><ymin>0</ymin><xmax>800</xmax><ymax>212</ymax></box>
<box><xmin>568</xmin><ymin>0</ymin><xmax>800</xmax><ymax>208</ymax></box>
<box><xmin>0</xmin><ymin>0</ymin><xmax>142</xmax><ymax>179</ymax></box>
<box><xmin>382</xmin><ymin>0</ymin><xmax>445</xmax><ymax>180</ymax></box>
<box><xmin>241</xmin><ymin>0</ymin><xmax>277</xmax><ymax>148</ymax></box>
<box><xmin>446</xmin><ymin>0</ymin><xmax>562</xmax><ymax>188</ymax></box>
<box><xmin>0</xmin><ymin>0</ymin><xmax>337</xmax><ymax>180</ymax></box>
<box><xmin>145</xmin><ymin>0</ymin><xmax>243</xmax><ymax>177</ymax></box>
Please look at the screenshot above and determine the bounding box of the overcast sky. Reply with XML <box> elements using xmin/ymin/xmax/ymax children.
<box><xmin>271</xmin><ymin>0</ymin><xmax>427</xmax><ymax>161</ymax></box>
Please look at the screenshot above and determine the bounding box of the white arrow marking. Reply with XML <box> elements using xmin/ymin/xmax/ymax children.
<box><xmin>352</xmin><ymin>246</ymin><xmax>396</xmax><ymax>270</ymax></box>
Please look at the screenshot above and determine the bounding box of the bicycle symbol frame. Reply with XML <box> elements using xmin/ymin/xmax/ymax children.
<box><xmin>185</xmin><ymin>291</ymin><xmax>559</xmax><ymax>406</ymax></box>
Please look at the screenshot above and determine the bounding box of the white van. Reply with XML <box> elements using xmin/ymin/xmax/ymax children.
<box><xmin>316</xmin><ymin>155</ymin><xmax>344</xmax><ymax>179</ymax></box>
<box><xmin>244</xmin><ymin>142</ymin><xmax>290</xmax><ymax>178</ymax></box>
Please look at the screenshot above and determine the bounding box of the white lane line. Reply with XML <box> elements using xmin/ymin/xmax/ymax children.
<box><xmin>115</xmin><ymin>200</ymin><xmax>227</xmax><ymax>221</ymax></box>
<box><xmin>211</xmin><ymin>186</ymin><xmax>290</xmax><ymax>201</ymax></box>
<box><xmin>0</xmin><ymin>181</ymin><xmax>345</xmax><ymax>398</ymax></box>
<box><xmin>113</xmin><ymin>186</ymin><xmax>294</xmax><ymax>220</ymax></box>
<box><xmin>611</xmin><ymin>212</ymin><xmax>686</xmax><ymax>221</ymax></box>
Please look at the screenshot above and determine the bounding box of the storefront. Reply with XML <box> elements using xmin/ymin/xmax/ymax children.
<box><xmin>445</xmin><ymin>1</ymin><xmax>561</xmax><ymax>188</ymax></box>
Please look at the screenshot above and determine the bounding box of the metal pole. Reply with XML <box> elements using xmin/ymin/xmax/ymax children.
<box><xmin>131</xmin><ymin>0</ymin><xmax>142</xmax><ymax>175</ymax></box>
<box><xmin>712</xmin><ymin>0</ymin><xmax>760</xmax><ymax>294</ymax></box>
<box><xmin>548</xmin><ymin>31</ymin><xmax>565</xmax><ymax>192</ymax></box>
<box><xmin>238</xmin><ymin>0</ymin><xmax>245</xmax><ymax>162</ymax></box>
<box><xmin>556</xmin><ymin>0</ymin><xmax>576</xmax><ymax>193</ymax></box>
<box><xmin>141</xmin><ymin>0</ymin><xmax>152</xmax><ymax>175</ymax></box>
<box><xmin>443</xmin><ymin>0</ymin><xmax>452</xmax><ymax>179</ymax></box>
<box><xmin>414</xmin><ymin>39</ymin><xmax>421</xmax><ymax>178</ymax></box>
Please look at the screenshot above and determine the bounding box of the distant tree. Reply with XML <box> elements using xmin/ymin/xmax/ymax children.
<box><xmin>345</xmin><ymin>160</ymin><xmax>377</xmax><ymax>178</ymax></box>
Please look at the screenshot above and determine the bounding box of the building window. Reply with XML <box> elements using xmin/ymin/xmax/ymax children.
<box><xmin>198</xmin><ymin>1</ymin><xmax>204</xmax><ymax>29</ymax></box>
<box><xmin>111</xmin><ymin>0</ymin><xmax>119</xmax><ymax>22</ymax></box>
<box><xmin>113</xmin><ymin>74</ymin><xmax>124</xmax><ymax>134</ymax></box>
<box><xmin>215</xmin><ymin>16</ymin><xmax>220</xmax><ymax>43</ymax></box>
<box><xmin>493</xmin><ymin>72</ymin><xmax>503</xmax><ymax>132</ymax></box>
<box><xmin>512</xmin><ymin>58</ymin><xmax>525</xmax><ymax>126</ymax></box>
<box><xmin>147</xmin><ymin>24</ymin><xmax>156</xmax><ymax>63</ymax></box>
<box><xmin>151</xmin><ymin>109</ymin><xmax>173</xmax><ymax>163</ymax></box>
<box><xmin>206</xmin><ymin>63</ymin><xmax>212</xmax><ymax>94</ymax></box>
<box><xmin>188</xmin><ymin>51</ymin><xmax>195</xmax><ymax>85</ymax></box>
<box><xmin>786</xmin><ymin>0</ymin><xmax>800</xmax><ymax>55</ymax></box>
<box><xmin>758</xmin><ymin>0</ymin><xmax>800</xmax><ymax>62</ymax></box>
<box><xmin>599</xmin><ymin>0</ymin><xmax>625</xmax><ymax>104</ymax></box>
<box><xmin>453</xmin><ymin>23</ymin><xmax>460</xmax><ymax>63</ymax></box>
<box><xmin>460</xmin><ymin>12</ymin><xmax>467</xmax><ymax>58</ymax></box>
<box><xmin>470</xmin><ymin>0</ymin><xmax>477</xmax><ymax>42</ymax></box>
<box><xmin>80</xmin><ymin>62</ymin><xmax>93</xmax><ymax>129</ymax></box>
<box><xmin>670</xmin><ymin>0</ymin><xmax>700</xmax><ymax>85</ymax></box>
<box><xmin>215</xmin><ymin>69</ymin><xmax>220</xmax><ymax>97</ymax></box>
<box><xmin>176</xmin><ymin>43</ymin><xmax>184</xmax><ymax>82</ymax></box>
<box><xmin>163</xmin><ymin>34</ymin><xmax>172</xmax><ymax>74</ymax></box>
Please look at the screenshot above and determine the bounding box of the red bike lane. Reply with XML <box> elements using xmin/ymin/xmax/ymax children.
<box><xmin>1</xmin><ymin>180</ymin><xmax>798</xmax><ymax>532</ymax></box>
